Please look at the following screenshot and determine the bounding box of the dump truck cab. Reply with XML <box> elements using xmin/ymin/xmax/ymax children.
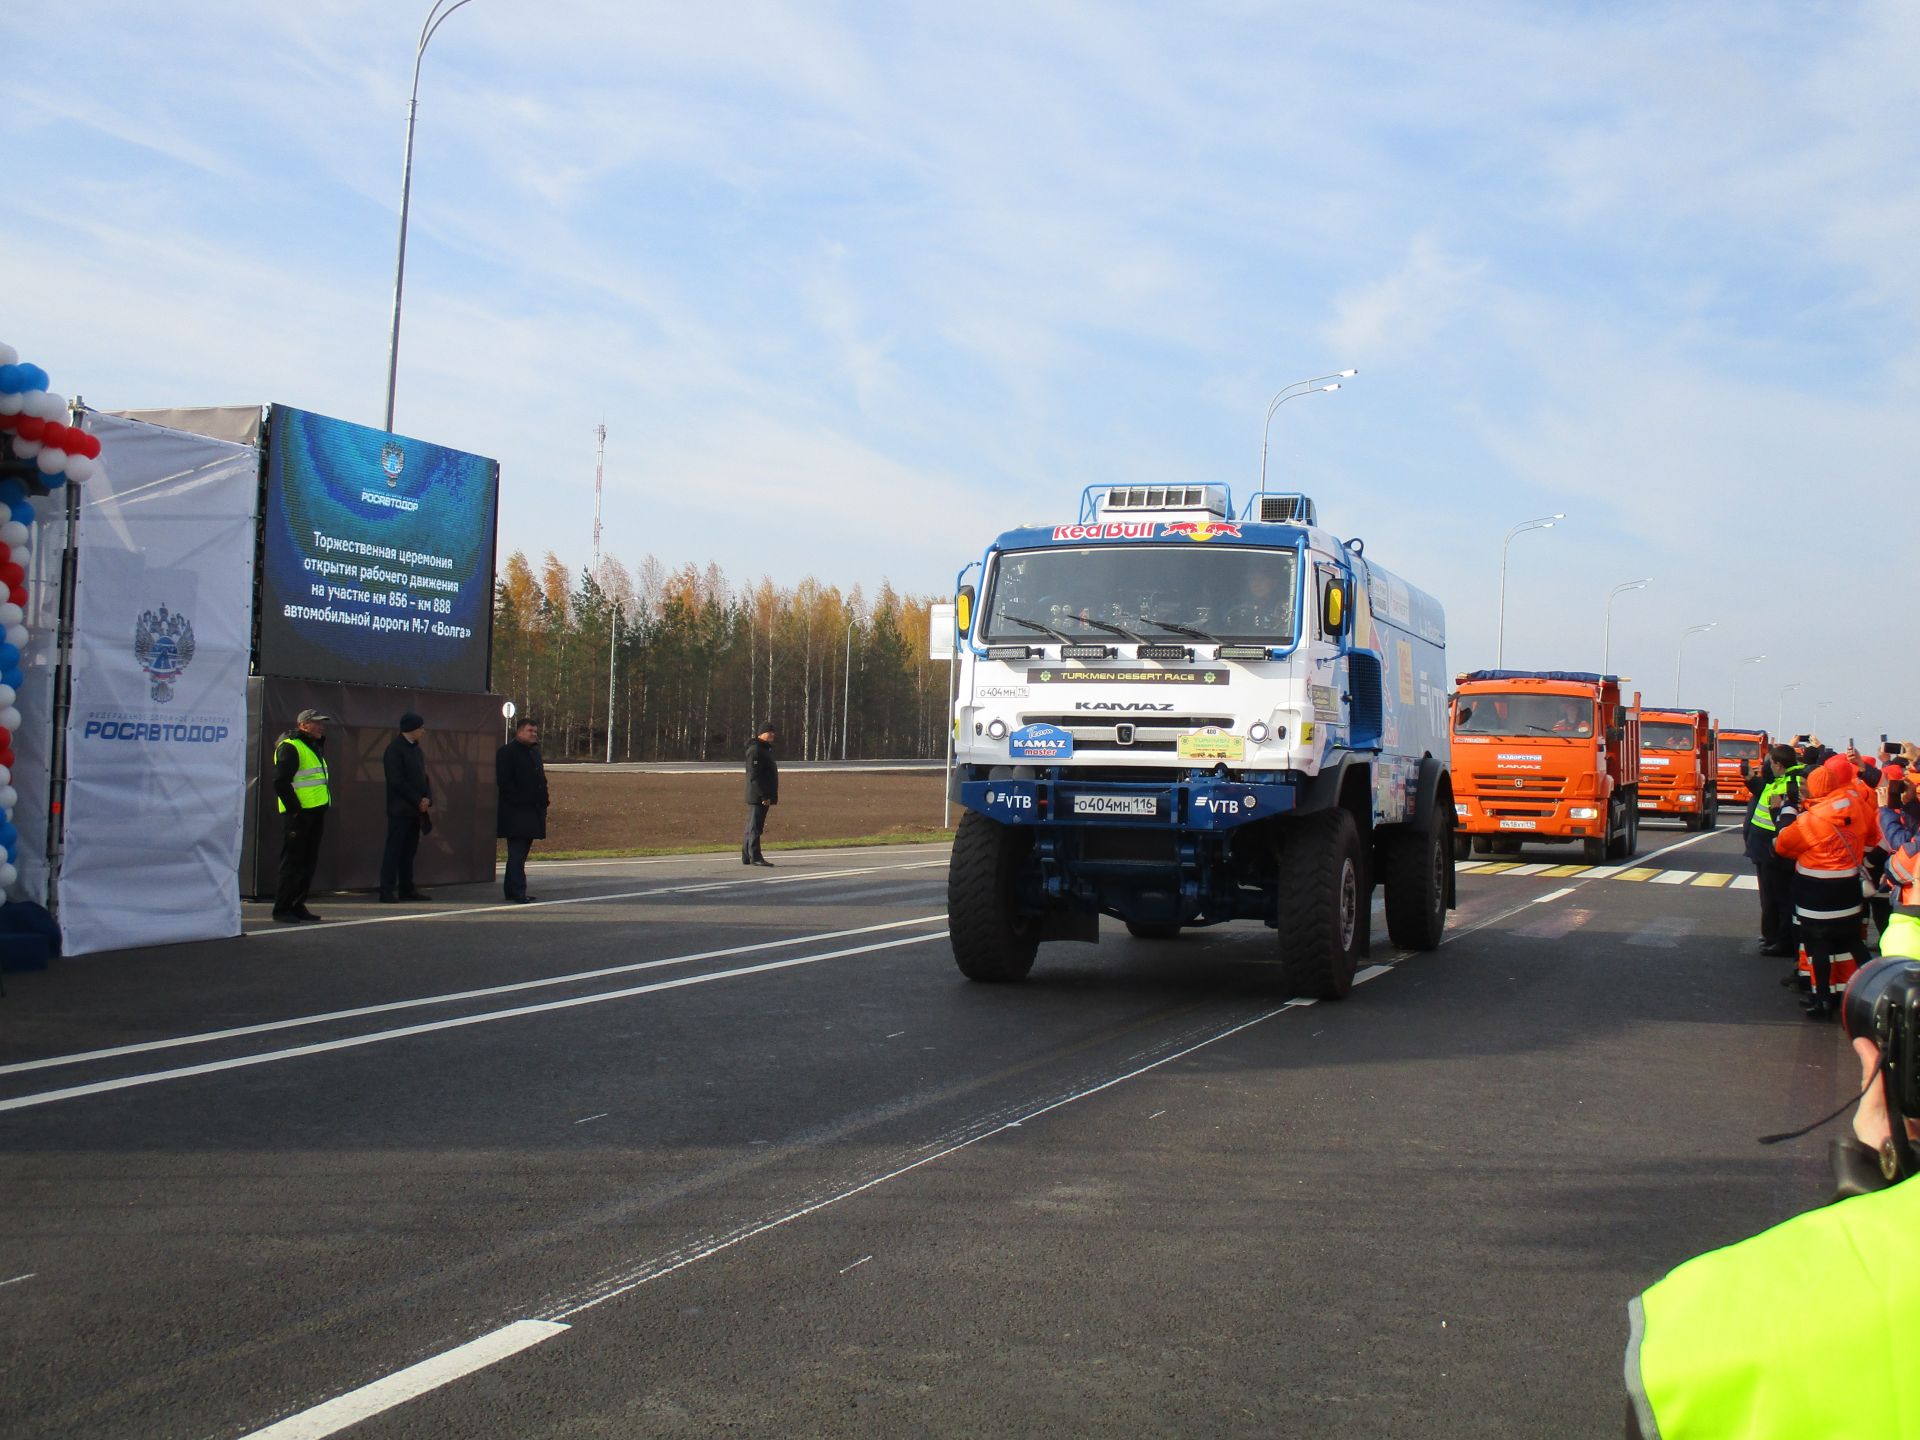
<box><xmin>1639</xmin><ymin>708</ymin><xmax>1718</xmax><ymax>831</ymax></box>
<box><xmin>1449</xmin><ymin>671</ymin><xmax>1641</xmax><ymax>864</ymax></box>
<box><xmin>1715</xmin><ymin>727</ymin><xmax>1770</xmax><ymax>809</ymax></box>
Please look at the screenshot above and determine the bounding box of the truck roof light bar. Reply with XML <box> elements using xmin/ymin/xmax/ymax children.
<box><xmin>1080</xmin><ymin>483</ymin><xmax>1231</xmax><ymax>522</ymax></box>
<box><xmin>1059</xmin><ymin>644</ymin><xmax>1116</xmax><ymax>660</ymax></box>
<box><xmin>985</xmin><ymin>644</ymin><xmax>1039</xmax><ymax>660</ymax></box>
<box><xmin>1136</xmin><ymin>643</ymin><xmax>1192</xmax><ymax>661</ymax></box>
<box><xmin>1214</xmin><ymin>644</ymin><xmax>1271</xmax><ymax>661</ymax></box>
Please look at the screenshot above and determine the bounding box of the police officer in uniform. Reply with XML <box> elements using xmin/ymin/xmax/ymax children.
<box><xmin>272</xmin><ymin>708</ymin><xmax>334</xmax><ymax>923</ymax></box>
<box><xmin>1746</xmin><ymin>744</ymin><xmax>1804</xmax><ymax>957</ymax></box>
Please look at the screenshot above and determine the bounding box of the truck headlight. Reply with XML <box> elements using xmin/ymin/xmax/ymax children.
<box><xmin>986</xmin><ymin>718</ymin><xmax>1008</xmax><ymax>740</ymax></box>
<box><xmin>1570</xmin><ymin>806</ymin><xmax>1599</xmax><ymax>820</ymax></box>
<box><xmin>1249</xmin><ymin>721</ymin><xmax>1269</xmax><ymax>743</ymax></box>
<box><xmin>1454</xmin><ymin>803</ymin><xmax>1469</xmax><ymax>817</ymax></box>
<box><xmin>1679</xmin><ymin>793</ymin><xmax>1696</xmax><ymax>804</ymax></box>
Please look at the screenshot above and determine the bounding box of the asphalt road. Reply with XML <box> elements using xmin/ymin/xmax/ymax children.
<box><xmin>0</xmin><ymin>823</ymin><xmax>1854</xmax><ymax>1438</ymax></box>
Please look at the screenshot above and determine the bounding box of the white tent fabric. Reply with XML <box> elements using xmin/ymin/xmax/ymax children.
<box><xmin>10</xmin><ymin>486</ymin><xmax>71</xmax><ymax>905</ymax></box>
<box><xmin>56</xmin><ymin>414</ymin><xmax>258</xmax><ymax>956</ymax></box>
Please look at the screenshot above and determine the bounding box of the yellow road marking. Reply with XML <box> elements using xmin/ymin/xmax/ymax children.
<box><xmin>1473</xmin><ymin>863</ymin><xmax>1520</xmax><ymax>873</ymax></box>
<box><xmin>1609</xmin><ymin>867</ymin><xmax>1660</xmax><ymax>881</ymax></box>
<box><xmin>1690</xmin><ymin>872</ymin><xmax>1732</xmax><ymax>888</ymax></box>
<box><xmin>1541</xmin><ymin>864</ymin><xmax>1591</xmax><ymax>877</ymax></box>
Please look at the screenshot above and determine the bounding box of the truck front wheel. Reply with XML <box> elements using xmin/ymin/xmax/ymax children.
<box><xmin>948</xmin><ymin>811</ymin><xmax>1041</xmax><ymax>982</ymax></box>
<box><xmin>1384</xmin><ymin>815</ymin><xmax>1451</xmax><ymax>952</ymax></box>
<box><xmin>1275</xmin><ymin>809</ymin><xmax>1367</xmax><ymax>999</ymax></box>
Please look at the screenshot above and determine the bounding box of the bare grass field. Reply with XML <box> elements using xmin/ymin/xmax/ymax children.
<box><xmin>530</xmin><ymin>767</ymin><xmax>954</xmax><ymax>858</ymax></box>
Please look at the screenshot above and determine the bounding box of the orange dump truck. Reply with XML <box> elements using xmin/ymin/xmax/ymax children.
<box><xmin>1714</xmin><ymin>727</ymin><xmax>1769</xmax><ymax>809</ymax></box>
<box><xmin>1639</xmin><ymin>708</ymin><xmax>1718</xmax><ymax>831</ymax></box>
<box><xmin>1450</xmin><ymin>670</ymin><xmax>1642</xmax><ymax>863</ymax></box>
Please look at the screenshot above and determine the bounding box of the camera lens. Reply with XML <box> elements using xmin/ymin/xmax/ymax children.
<box><xmin>1842</xmin><ymin>957</ymin><xmax>1920</xmax><ymax>1042</ymax></box>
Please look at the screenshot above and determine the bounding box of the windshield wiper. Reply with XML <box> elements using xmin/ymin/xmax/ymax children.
<box><xmin>1074</xmin><ymin>616</ymin><xmax>1144</xmax><ymax>642</ymax></box>
<box><xmin>1142</xmin><ymin>617</ymin><xmax>1217</xmax><ymax>642</ymax></box>
<box><xmin>1005</xmin><ymin>614</ymin><xmax>1074</xmax><ymax>645</ymax></box>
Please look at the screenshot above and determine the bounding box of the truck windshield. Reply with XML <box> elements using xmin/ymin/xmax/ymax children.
<box><xmin>981</xmin><ymin>544</ymin><xmax>1298</xmax><ymax>645</ymax></box>
<box><xmin>1453</xmin><ymin>694</ymin><xmax>1592</xmax><ymax>737</ymax></box>
<box><xmin>1642</xmin><ymin>722</ymin><xmax>1697</xmax><ymax>751</ymax></box>
<box><xmin>1715</xmin><ymin>734</ymin><xmax>1763</xmax><ymax>760</ymax></box>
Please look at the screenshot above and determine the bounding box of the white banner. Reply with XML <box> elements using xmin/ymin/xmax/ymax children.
<box><xmin>57</xmin><ymin>414</ymin><xmax>258</xmax><ymax>956</ymax></box>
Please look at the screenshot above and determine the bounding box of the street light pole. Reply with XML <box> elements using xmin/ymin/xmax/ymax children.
<box><xmin>1778</xmin><ymin>682</ymin><xmax>1803</xmax><ymax>737</ymax></box>
<box><xmin>1258</xmin><ymin>369</ymin><xmax>1355</xmax><ymax>490</ymax></box>
<box><xmin>842</xmin><ymin>620</ymin><xmax>853</xmax><ymax>761</ymax></box>
<box><xmin>383</xmin><ymin>0</ymin><xmax>479</xmax><ymax>432</ymax></box>
<box><xmin>1496</xmin><ymin>513</ymin><xmax>1564</xmax><ymax>668</ymax></box>
<box><xmin>1730</xmin><ymin>654</ymin><xmax>1766</xmax><ymax>723</ymax></box>
<box><xmin>1602</xmin><ymin>577</ymin><xmax>1652</xmax><ymax>674</ymax></box>
<box><xmin>1674</xmin><ymin>622</ymin><xmax>1717</xmax><ymax>705</ymax></box>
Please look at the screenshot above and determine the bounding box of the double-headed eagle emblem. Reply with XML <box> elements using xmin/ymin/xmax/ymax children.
<box><xmin>133</xmin><ymin>606</ymin><xmax>196</xmax><ymax>704</ymax></box>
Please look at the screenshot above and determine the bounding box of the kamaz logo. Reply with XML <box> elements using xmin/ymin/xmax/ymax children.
<box><xmin>1074</xmin><ymin>702</ymin><xmax>1173</xmax><ymax>711</ymax></box>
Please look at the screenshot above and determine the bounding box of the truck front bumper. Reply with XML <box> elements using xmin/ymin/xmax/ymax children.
<box><xmin>960</xmin><ymin>773</ymin><xmax>1298</xmax><ymax>830</ymax></box>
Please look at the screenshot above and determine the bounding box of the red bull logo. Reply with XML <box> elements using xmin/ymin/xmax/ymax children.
<box><xmin>1161</xmin><ymin>520</ymin><xmax>1242</xmax><ymax>543</ymax></box>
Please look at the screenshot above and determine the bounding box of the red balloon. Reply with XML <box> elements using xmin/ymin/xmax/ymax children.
<box><xmin>0</xmin><ymin>727</ymin><xmax>11</xmax><ymax>751</ymax></box>
<box><xmin>81</xmin><ymin>432</ymin><xmax>102</xmax><ymax>459</ymax></box>
<box><xmin>13</xmin><ymin>417</ymin><xmax>45</xmax><ymax>443</ymax></box>
<box><xmin>7</xmin><ymin>585</ymin><xmax>25</xmax><ymax>608</ymax></box>
<box><xmin>0</xmin><ymin>413</ymin><xmax>17</xmax><ymax>431</ymax></box>
<box><xmin>0</xmin><ymin>752</ymin><xmax>14</xmax><ymax>771</ymax></box>
<box><xmin>0</xmin><ymin>564</ymin><xmax>22</xmax><ymax>589</ymax></box>
<box><xmin>51</xmin><ymin>424</ymin><xmax>79</xmax><ymax>452</ymax></box>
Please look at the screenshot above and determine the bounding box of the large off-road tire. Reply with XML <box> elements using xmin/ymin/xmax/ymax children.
<box><xmin>1384</xmin><ymin>815</ymin><xmax>1450</xmax><ymax>952</ymax></box>
<box><xmin>948</xmin><ymin>811</ymin><xmax>1041</xmax><ymax>982</ymax></box>
<box><xmin>1582</xmin><ymin>835</ymin><xmax>1607</xmax><ymax>864</ymax></box>
<box><xmin>1125</xmin><ymin>921</ymin><xmax>1181</xmax><ymax>940</ymax></box>
<box><xmin>1683</xmin><ymin>808</ymin><xmax>1704</xmax><ymax>833</ymax></box>
<box><xmin>1453</xmin><ymin>830</ymin><xmax>1472</xmax><ymax>861</ymax></box>
<box><xmin>1274</xmin><ymin>808</ymin><xmax>1367</xmax><ymax>999</ymax></box>
<box><xmin>1471</xmin><ymin>836</ymin><xmax>1494</xmax><ymax>856</ymax></box>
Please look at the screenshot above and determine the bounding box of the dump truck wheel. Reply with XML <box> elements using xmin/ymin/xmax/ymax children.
<box><xmin>1453</xmin><ymin>831</ymin><xmax>1472</xmax><ymax>862</ymax></box>
<box><xmin>1275</xmin><ymin>809</ymin><xmax>1366</xmax><ymax>999</ymax></box>
<box><xmin>1125</xmin><ymin>922</ymin><xmax>1181</xmax><ymax>940</ymax></box>
<box><xmin>1384</xmin><ymin>816</ymin><xmax>1450</xmax><ymax>952</ymax></box>
<box><xmin>1582</xmin><ymin>836</ymin><xmax>1607</xmax><ymax>864</ymax></box>
<box><xmin>948</xmin><ymin>811</ymin><xmax>1040</xmax><ymax>982</ymax></box>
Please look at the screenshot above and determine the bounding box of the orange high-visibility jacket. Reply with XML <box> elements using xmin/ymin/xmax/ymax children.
<box><xmin>1775</xmin><ymin>766</ymin><xmax>1871</xmax><ymax>874</ymax></box>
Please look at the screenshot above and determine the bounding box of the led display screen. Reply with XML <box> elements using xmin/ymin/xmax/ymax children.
<box><xmin>257</xmin><ymin>406</ymin><xmax>498</xmax><ymax>692</ymax></box>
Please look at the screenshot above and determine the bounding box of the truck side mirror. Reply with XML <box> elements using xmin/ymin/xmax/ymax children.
<box><xmin>956</xmin><ymin>584</ymin><xmax>976</xmax><ymax>637</ymax></box>
<box><xmin>1322</xmin><ymin>579</ymin><xmax>1349</xmax><ymax>637</ymax></box>
<box><xmin>1608</xmin><ymin>726</ymin><xmax>1624</xmax><ymax>743</ymax></box>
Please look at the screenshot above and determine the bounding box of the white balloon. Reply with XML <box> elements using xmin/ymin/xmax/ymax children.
<box><xmin>0</xmin><ymin>763</ymin><xmax>11</xmax><ymax>785</ymax></box>
<box><xmin>41</xmin><ymin>391</ymin><xmax>66</xmax><ymax>415</ymax></box>
<box><xmin>0</xmin><ymin>787</ymin><xmax>15</xmax><ymax>810</ymax></box>
<box><xmin>0</xmin><ymin>685</ymin><xmax>13</xmax><ymax>706</ymax></box>
<box><xmin>0</xmin><ymin>862</ymin><xmax>16</xmax><ymax>890</ymax></box>
<box><xmin>0</xmin><ymin>393</ymin><xmax>21</xmax><ymax>417</ymax></box>
<box><xmin>0</xmin><ymin>524</ymin><xmax>26</xmax><ymax>550</ymax></box>
<box><xmin>4</xmin><ymin>627</ymin><xmax>24</xmax><ymax>649</ymax></box>
<box><xmin>0</xmin><ymin>707</ymin><xmax>21</xmax><ymax>731</ymax></box>
<box><xmin>22</xmin><ymin>391</ymin><xmax>54</xmax><ymax>419</ymax></box>
<box><xmin>0</xmin><ymin>605</ymin><xmax>19</xmax><ymax>627</ymax></box>
<box><xmin>65</xmin><ymin>453</ymin><xmax>96</xmax><ymax>483</ymax></box>
<box><xmin>35</xmin><ymin>447</ymin><xmax>67</xmax><ymax>475</ymax></box>
<box><xmin>9</xmin><ymin>437</ymin><xmax>40</xmax><ymax>458</ymax></box>
<box><xmin>0</xmin><ymin>341</ymin><xmax>17</xmax><ymax>365</ymax></box>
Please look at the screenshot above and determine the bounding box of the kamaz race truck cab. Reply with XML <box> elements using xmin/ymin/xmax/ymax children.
<box><xmin>945</xmin><ymin>484</ymin><xmax>1455</xmax><ymax>999</ymax></box>
<box><xmin>1715</xmin><ymin>727</ymin><xmax>1770</xmax><ymax>808</ymax></box>
<box><xmin>1639</xmin><ymin>708</ymin><xmax>1718</xmax><ymax>831</ymax></box>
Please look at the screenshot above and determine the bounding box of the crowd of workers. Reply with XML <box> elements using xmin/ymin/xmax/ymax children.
<box><xmin>1742</xmin><ymin>736</ymin><xmax>1920</xmax><ymax>1016</ymax></box>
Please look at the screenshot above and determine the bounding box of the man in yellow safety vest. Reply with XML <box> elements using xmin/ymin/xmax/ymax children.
<box><xmin>271</xmin><ymin>707</ymin><xmax>335</xmax><ymax>923</ymax></box>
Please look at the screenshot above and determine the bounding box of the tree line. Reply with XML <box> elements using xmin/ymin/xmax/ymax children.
<box><xmin>491</xmin><ymin>551</ymin><xmax>952</xmax><ymax>762</ymax></box>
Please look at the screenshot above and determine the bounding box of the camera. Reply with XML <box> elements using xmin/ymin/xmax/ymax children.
<box><xmin>1837</xmin><ymin>958</ymin><xmax>1920</xmax><ymax>1188</ymax></box>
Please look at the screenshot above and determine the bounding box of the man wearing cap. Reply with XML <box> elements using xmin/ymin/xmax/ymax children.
<box><xmin>380</xmin><ymin>711</ymin><xmax>433</xmax><ymax>904</ymax></box>
<box><xmin>743</xmin><ymin>722</ymin><xmax>779</xmax><ymax>866</ymax></box>
<box><xmin>272</xmin><ymin>708</ymin><xmax>334</xmax><ymax>923</ymax></box>
<box><xmin>496</xmin><ymin>716</ymin><xmax>549</xmax><ymax>903</ymax></box>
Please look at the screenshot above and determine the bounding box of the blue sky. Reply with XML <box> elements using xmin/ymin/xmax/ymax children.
<box><xmin>5</xmin><ymin>1</ymin><xmax>1918</xmax><ymax>735</ymax></box>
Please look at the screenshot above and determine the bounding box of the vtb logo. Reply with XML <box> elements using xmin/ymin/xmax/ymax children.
<box><xmin>1161</xmin><ymin>520</ymin><xmax>1241</xmax><ymax>543</ymax></box>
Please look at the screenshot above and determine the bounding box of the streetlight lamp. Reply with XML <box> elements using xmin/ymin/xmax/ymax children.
<box><xmin>1258</xmin><ymin>369</ymin><xmax>1356</xmax><ymax>489</ymax></box>
<box><xmin>1674</xmin><ymin>622</ymin><xmax>1716</xmax><ymax>705</ymax></box>
<box><xmin>1602</xmin><ymin>577</ymin><xmax>1651</xmax><ymax>674</ymax></box>
<box><xmin>383</xmin><ymin>0</ymin><xmax>480</xmax><ymax>433</ymax></box>
<box><xmin>1730</xmin><ymin>654</ymin><xmax>1765</xmax><ymax>723</ymax></box>
<box><xmin>1778</xmin><ymin>682</ymin><xmax>1803</xmax><ymax>737</ymax></box>
<box><xmin>1496</xmin><ymin>513</ymin><xmax>1564</xmax><ymax>668</ymax></box>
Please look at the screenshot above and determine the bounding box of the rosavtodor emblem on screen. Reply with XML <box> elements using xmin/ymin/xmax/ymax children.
<box><xmin>381</xmin><ymin>440</ymin><xmax>405</xmax><ymax>487</ymax></box>
<box><xmin>133</xmin><ymin>605</ymin><xmax>195</xmax><ymax>703</ymax></box>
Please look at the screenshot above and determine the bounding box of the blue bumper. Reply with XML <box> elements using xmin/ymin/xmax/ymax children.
<box><xmin>960</xmin><ymin>774</ymin><xmax>1298</xmax><ymax>831</ymax></box>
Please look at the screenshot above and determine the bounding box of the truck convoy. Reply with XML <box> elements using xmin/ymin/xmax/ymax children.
<box><xmin>1715</xmin><ymin>727</ymin><xmax>1770</xmax><ymax>810</ymax></box>
<box><xmin>1639</xmin><ymin>708</ymin><xmax>1719</xmax><ymax>831</ymax></box>
<box><xmin>945</xmin><ymin>484</ymin><xmax>1455</xmax><ymax>999</ymax></box>
<box><xmin>1449</xmin><ymin>671</ymin><xmax>1641</xmax><ymax>864</ymax></box>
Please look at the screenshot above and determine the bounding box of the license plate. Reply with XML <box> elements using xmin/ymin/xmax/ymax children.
<box><xmin>1498</xmin><ymin>819</ymin><xmax>1537</xmax><ymax>830</ymax></box>
<box><xmin>1071</xmin><ymin>794</ymin><xmax>1158</xmax><ymax>817</ymax></box>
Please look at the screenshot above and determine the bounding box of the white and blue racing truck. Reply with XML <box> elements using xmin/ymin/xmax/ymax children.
<box><xmin>947</xmin><ymin>484</ymin><xmax>1455</xmax><ymax>998</ymax></box>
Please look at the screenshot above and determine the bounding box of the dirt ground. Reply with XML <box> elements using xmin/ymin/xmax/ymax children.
<box><xmin>539</xmin><ymin>768</ymin><xmax>952</xmax><ymax>855</ymax></box>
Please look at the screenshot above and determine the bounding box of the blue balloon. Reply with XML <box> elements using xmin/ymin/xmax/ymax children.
<box><xmin>8</xmin><ymin>501</ymin><xmax>31</xmax><ymax>526</ymax></box>
<box><xmin>0</xmin><ymin>364</ymin><xmax>22</xmax><ymax>394</ymax></box>
<box><xmin>0</xmin><ymin>645</ymin><xmax>18</xmax><ymax>671</ymax></box>
<box><xmin>19</xmin><ymin>364</ymin><xmax>48</xmax><ymax>391</ymax></box>
<box><xmin>40</xmin><ymin>470</ymin><xmax>66</xmax><ymax>490</ymax></box>
<box><xmin>1</xmin><ymin>671</ymin><xmax>20</xmax><ymax>691</ymax></box>
<box><xmin>0</xmin><ymin>480</ymin><xmax>24</xmax><ymax>506</ymax></box>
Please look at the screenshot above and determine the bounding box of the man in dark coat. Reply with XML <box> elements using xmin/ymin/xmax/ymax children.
<box><xmin>496</xmin><ymin>717</ymin><xmax>549</xmax><ymax>903</ymax></box>
<box><xmin>380</xmin><ymin>711</ymin><xmax>433</xmax><ymax>903</ymax></box>
<box><xmin>743</xmin><ymin>722</ymin><xmax>778</xmax><ymax>866</ymax></box>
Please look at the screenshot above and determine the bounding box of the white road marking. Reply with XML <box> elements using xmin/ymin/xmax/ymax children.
<box><xmin>528</xmin><ymin>842</ymin><xmax>953</xmax><ymax>871</ymax></box>
<box><xmin>1731</xmin><ymin>874</ymin><xmax>1760</xmax><ymax>891</ymax></box>
<box><xmin>236</xmin><ymin>1319</ymin><xmax>568</xmax><ymax>1440</ymax></box>
<box><xmin>1506</xmin><ymin>863</ymin><xmax>1551</xmax><ymax>876</ymax></box>
<box><xmin>1352</xmin><ymin>964</ymin><xmax>1393</xmax><ymax>985</ymax></box>
<box><xmin>1147</xmin><ymin>1109</ymin><xmax>1167</xmax><ymax>1120</ymax></box>
<box><xmin>1</xmin><ymin>916</ymin><xmax>946</xmax><ymax>1078</ymax></box>
<box><xmin>884</xmin><ymin>1031</ymin><xmax>906</xmax><ymax>1039</ymax></box>
<box><xmin>1652</xmin><ymin>871</ymin><xmax>1697</xmax><ymax>885</ymax></box>
<box><xmin>1532</xmin><ymin>887</ymin><xmax>1576</xmax><ymax>904</ymax></box>
<box><xmin>0</xmin><ymin>932</ymin><xmax>949</xmax><ymax>1115</ymax></box>
<box><xmin>243</xmin><ymin>860</ymin><xmax>948</xmax><ymax>939</ymax></box>
<box><xmin>573</xmin><ymin>1113</ymin><xmax>608</xmax><ymax>1125</ymax></box>
<box><xmin>837</xmin><ymin>1256</ymin><xmax>873</xmax><ymax>1275</ymax></box>
<box><xmin>0</xmin><ymin>1273</ymin><xmax>35</xmax><ymax>1288</ymax></box>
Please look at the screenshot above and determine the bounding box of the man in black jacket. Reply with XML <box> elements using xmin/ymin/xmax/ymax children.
<box><xmin>743</xmin><ymin>722</ymin><xmax>778</xmax><ymax>866</ymax></box>
<box><xmin>496</xmin><ymin>717</ymin><xmax>549</xmax><ymax>903</ymax></box>
<box><xmin>380</xmin><ymin>711</ymin><xmax>433</xmax><ymax>903</ymax></box>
